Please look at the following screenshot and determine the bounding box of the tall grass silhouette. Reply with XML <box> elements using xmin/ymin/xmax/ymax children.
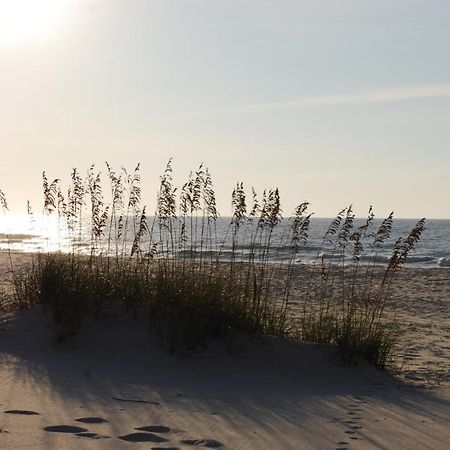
<box><xmin>2</xmin><ymin>162</ymin><xmax>425</xmax><ymax>368</ymax></box>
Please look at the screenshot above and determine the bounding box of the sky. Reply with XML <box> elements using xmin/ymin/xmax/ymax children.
<box><xmin>0</xmin><ymin>0</ymin><xmax>449</xmax><ymax>218</ymax></box>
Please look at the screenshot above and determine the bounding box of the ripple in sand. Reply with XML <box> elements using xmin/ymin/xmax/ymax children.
<box><xmin>4</xmin><ymin>410</ymin><xmax>40</xmax><ymax>415</ymax></box>
<box><xmin>44</xmin><ymin>425</ymin><xmax>88</xmax><ymax>433</ymax></box>
<box><xmin>76</xmin><ymin>417</ymin><xmax>108</xmax><ymax>424</ymax></box>
<box><xmin>118</xmin><ymin>432</ymin><xmax>168</xmax><ymax>443</ymax></box>
<box><xmin>112</xmin><ymin>396</ymin><xmax>160</xmax><ymax>405</ymax></box>
<box><xmin>181</xmin><ymin>438</ymin><xmax>224</xmax><ymax>448</ymax></box>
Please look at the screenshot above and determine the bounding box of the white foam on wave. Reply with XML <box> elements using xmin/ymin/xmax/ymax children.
<box><xmin>438</xmin><ymin>257</ymin><xmax>450</xmax><ymax>267</ymax></box>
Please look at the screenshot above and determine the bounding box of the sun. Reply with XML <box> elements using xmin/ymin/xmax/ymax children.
<box><xmin>0</xmin><ymin>0</ymin><xmax>70</xmax><ymax>45</ymax></box>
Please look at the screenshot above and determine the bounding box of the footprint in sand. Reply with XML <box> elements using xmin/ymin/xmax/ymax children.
<box><xmin>44</xmin><ymin>425</ymin><xmax>110</xmax><ymax>439</ymax></box>
<box><xmin>347</xmin><ymin>405</ymin><xmax>363</xmax><ymax>412</ymax></box>
<box><xmin>118</xmin><ymin>432</ymin><xmax>168</xmax><ymax>443</ymax></box>
<box><xmin>76</xmin><ymin>417</ymin><xmax>108</xmax><ymax>424</ymax></box>
<box><xmin>135</xmin><ymin>425</ymin><xmax>171</xmax><ymax>433</ymax></box>
<box><xmin>4</xmin><ymin>410</ymin><xmax>40</xmax><ymax>415</ymax></box>
<box><xmin>44</xmin><ymin>425</ymin><xmax>88</xmax><ymax>433</ymax></box>
<box><xmin>151</xmin><ymin>448</ymin><xmax>180</xmax><ymax>450</ymax></box>
<box><xmin>335</xmin><ymin>401</ymin><xmax>366</xmax><ymax>448</ymax></box>
<box><xmin>75</xmin><ymin>432</ymin><xmax>110</xmax><ymax>440</ymax></box>
<box><xmin>181</xmin><ymin>438</ymin><xmax>224</xmax><ymax>448</ymax></box>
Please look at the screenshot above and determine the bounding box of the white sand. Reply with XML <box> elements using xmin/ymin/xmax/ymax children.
<box><xmin>0</xmin><ymin>253</ymin><xmax>449</xmax><ymax>449</ymax></box>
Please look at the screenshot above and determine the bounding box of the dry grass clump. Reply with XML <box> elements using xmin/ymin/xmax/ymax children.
<box><xmin>2</xmin><ymin>162</ymin><xmax>425</xmax><ymax>368</ymax></box>
<box><xmin>14</xmin><ymin>254</ymin><xmax>275</xmax><ymax>348</ymax></box>
<box><xmin>297</xmin><ymin>208</ymin><xmax>425</xmax><ymax>368</ymax></box>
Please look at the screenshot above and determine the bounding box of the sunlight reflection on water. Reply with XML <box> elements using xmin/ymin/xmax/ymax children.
<box><xmin>0</xmin><ymin>213</ymin><xmax>73</xmax><ymax>253</ymax></box>
<box><xmin>0</xmin><ymin>213</ymin><xmax>449</xmax><ymax>268</ymax></box>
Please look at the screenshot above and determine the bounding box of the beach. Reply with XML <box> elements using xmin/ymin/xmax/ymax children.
<box><xmin>2</xmin><ymin>0</ymin><xmax>449</xmax><ymax>447</ymax></box>
<box><xmin>0</xmin><ymin>252</ymin><xmax>449</xmax><ymax>449</ymax></box>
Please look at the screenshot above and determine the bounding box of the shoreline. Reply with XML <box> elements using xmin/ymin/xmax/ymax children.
<box><xmin>1</xmin><ymin>248</ymin><xmax>450</xmax><ymax>271</ymax></box>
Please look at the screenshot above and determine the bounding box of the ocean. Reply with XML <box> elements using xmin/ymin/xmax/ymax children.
<box><xmin>0</xmin><ymin>215</ymin><xmax>449</xmax><ymax>269</ymax></box>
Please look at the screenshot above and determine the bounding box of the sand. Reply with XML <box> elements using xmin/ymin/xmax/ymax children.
<box><xmin>0</xmin><ymin>252</ymin><xmax>449</xmax><ymax>449</ymax></box>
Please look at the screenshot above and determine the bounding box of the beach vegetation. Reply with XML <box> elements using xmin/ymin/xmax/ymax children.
<box><xmin>2</xmin><ymin>162</ymin><xmax>425</xmax><ymax>368</ymax></box>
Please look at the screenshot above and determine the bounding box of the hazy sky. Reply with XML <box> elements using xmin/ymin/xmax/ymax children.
<box><xmin>1</xmin><ymin>0</ymin><xmax>449</xmax><ymax>218</ymax></box>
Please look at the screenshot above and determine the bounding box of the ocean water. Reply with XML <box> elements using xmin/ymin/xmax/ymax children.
<box><xmin>0</xmin><ymin>214</ymin><xmax>449</xmax><ymax>269</ymax></box>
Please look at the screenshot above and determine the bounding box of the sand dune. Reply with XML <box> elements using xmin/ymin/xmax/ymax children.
<box><xmin>0</xmin><ymin>252</ymin><xmax>449</xmax><ymax>449</ymax></box>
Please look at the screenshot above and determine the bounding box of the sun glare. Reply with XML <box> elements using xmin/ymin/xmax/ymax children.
<box><xmin>0</xmin><ymin>0</ymin><xmax>70</xmax><ymax>45</ymax></box>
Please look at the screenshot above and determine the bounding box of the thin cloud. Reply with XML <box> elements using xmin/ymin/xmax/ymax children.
<box><xmin>184</xmin><ymin>83</ymin><xmax>450</xmax><ymax>118</ymax></box>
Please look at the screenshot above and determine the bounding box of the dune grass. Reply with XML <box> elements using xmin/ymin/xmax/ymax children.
<box><xmin>2</xmin><ymin>161</ymin><xmax>425</xmax><ymax>368</ymax></box>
